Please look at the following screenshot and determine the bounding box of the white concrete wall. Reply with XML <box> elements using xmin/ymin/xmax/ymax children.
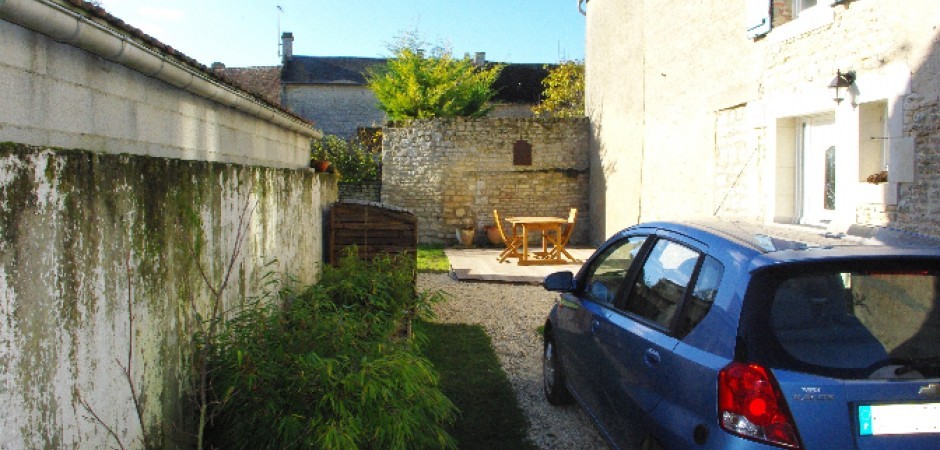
<box><xmin>0</xmin><ymin>145</ymin><xmax>330</xmax><ymax>449</ymax></box>
<box><xmin>284</xmin><ymin>84</ymin><xmax>386</xmax><ymax>138</ymax></box>
<box><xmin>0</xmin><ymin>5</ymin><xmax>336</xmax><ymax>447</ymax></box>
<box><xmin>585</xmin><ymin>0</ymin><xmax>940</xmax><ymax>241</ymax></box>
<box><xmin>0</xmin><ymin>19</ymin><xmax>312</xmax><ymax>169</ymax></box>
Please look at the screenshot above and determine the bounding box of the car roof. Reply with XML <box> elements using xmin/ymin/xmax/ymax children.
<box><xmin>628</xmin><ymin>220</ymin><xmax>940</xmax><ymax>267</ymax></box>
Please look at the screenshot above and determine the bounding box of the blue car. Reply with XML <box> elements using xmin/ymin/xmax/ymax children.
<box><xmin>542</xmin><ymin>220</ymin><xmax>940</xmax><ymax>449</ymax></box>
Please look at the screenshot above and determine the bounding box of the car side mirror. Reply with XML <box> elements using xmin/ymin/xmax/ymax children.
<box><xmin>543</xmin><ymin>271</ymin><xmax>575</xmax><ymax>292</ymax></box>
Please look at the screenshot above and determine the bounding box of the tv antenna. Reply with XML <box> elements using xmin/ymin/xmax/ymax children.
<box><xmin>277</xmin><ymin>5</ymin><xmax>284</xmax><ymax>57</ymax></box>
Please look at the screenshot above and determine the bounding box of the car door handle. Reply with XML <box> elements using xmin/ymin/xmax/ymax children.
<box><xmin>643</xmin><ymin>348</ymin><xmax>661</xmax><ymax>368</ymax></box>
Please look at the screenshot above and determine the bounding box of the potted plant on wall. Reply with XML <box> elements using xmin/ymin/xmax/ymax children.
<box><xmin>310</xmin><ymin>138</ymin><xmax>332</xmax><ymax>172</ymax></box>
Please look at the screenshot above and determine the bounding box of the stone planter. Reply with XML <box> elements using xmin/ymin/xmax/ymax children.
<box><xmin>456</xmin><ymin>227</ymin><xmax>475</xmax><ymax>247</ymax></box>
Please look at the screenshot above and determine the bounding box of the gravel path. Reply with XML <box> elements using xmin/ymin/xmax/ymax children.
<box><xmin>419</xmin><ymin>273</ymin><xmax>608</xmax><ymax>450</ymax></box>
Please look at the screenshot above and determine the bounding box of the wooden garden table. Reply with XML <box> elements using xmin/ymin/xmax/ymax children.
<box><xmin>505</xmin><ymin>216</ymin><xmax>569</xmax><ymax>265</ymax></box>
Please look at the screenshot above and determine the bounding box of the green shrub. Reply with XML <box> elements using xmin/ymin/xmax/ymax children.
<box><xmin>207</xmin><ymin>251</ymin><xmax>454</xmax><ymax>450</ymax></box>
<box><xmin>311</xmin><ymin>135</ymin><xmax>380</xmax><ymax>183</ymax></box>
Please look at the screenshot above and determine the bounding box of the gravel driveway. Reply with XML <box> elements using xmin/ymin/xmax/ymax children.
<box><xmin>419</xmin><ymin>273</ymin><xmax>608</xmax><ymax>450</ymax></box>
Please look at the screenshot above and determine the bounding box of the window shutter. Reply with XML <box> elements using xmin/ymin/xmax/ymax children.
<box><xmin>746</xmin><ymin>0</ymin><xmax>772</xmax><ymax>38</ymax></box>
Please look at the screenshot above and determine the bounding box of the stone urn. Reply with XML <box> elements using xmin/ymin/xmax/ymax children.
<box><xmin>456</xmin><ymin>226</ymin><xmax>475</xmax><ymax>247</ymax></box>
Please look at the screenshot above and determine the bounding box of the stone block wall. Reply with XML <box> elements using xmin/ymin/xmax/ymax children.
<box><xmin>382</xmin><ymin>117</ymin><xmax>590</xmax><ymax>245</ymax></box>
<box><xmin>586</xmin><ymin>0</ymin><xmax>940</xmax><ymax>240</ymax></box>
<box><xmin>713</xmin><ymin>105</ymin><xmax>767</xmax><ymax>221</ymax></box>
<box><xmin>338</xmin><ymin>181</ymin><xmax>381</xmax><ymax>203</ymax></box>
<box><xmin>899</xmin><ymin>97</ymin><xmax>940</xmax><ymax>235</ymax></box>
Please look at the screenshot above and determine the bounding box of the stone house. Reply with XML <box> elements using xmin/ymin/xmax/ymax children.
<box><xmin>583</xmin><ymin>0</ymin><xmax>940</xmax><ymax>242</ymax></box>
<box><xmin>224</xmin><ymin>32</ymin><xmax>555</xmax><ymax>138</ymax></box>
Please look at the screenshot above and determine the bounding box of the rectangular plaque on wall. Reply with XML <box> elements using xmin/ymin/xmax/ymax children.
<box><xmin>513</xmin><ymin>140</ymin><xmax>532</xmax><ymax>165</ymax></box>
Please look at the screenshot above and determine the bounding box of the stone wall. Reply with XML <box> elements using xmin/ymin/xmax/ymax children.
<box><xmin>0</xmin><ymin>144</ymin><xmax>331</xmax><ymax>449</ymax></box>
<box><xmin>713</xmin><ymin>106</ymin><xmax>767</xmax><ymax>222</ymax></box>
<box><xmin>899</xmin><ymin>97</ymin><xmax>940</xmax><ymax>235</ymax></box>
<box><xmin>338</xmin><ymin>181</ymin><xmax>381</xmax><ymax>203</ymax></box>
<box><xmin>382</xmin><ymin>118</ymin><xmax>590</xmax><ymax>245</ymax></box>
<box><xmin>586</xmin><ymin>0</ymin><xmax>940</xmax><ymax>240</ymax></box>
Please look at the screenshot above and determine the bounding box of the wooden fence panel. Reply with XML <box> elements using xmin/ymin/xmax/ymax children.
<box><xmin>329</xmin><ymin>200</ymin><xmax>418</xmax><ymax>265</ymax></box>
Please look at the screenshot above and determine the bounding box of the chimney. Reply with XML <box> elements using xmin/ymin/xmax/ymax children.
<box><xmin>281</xmin><ymin>32</ymin><xmax>294</xmax><ymax>62</ymax></box>
<box><xmin>474</xmin><ymin>52</ymin><xmax>485</xmax><ymax>67</ymax></box>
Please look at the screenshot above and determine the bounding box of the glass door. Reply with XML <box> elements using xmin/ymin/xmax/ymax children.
<box><xmin>797</xmin><ymin>115</ymin><xmax>836</xmax><ymax>225</ymax></box>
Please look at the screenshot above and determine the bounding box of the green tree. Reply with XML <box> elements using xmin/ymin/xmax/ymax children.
<box><xmin>532</xmin><ymin>60</ymin><xmax>585</xmax><ymax>118</ymax></box>
<box><xmin>367</xmin><ymin>35</ymin><xmax>503</xmax><ymax>122</ymax></box>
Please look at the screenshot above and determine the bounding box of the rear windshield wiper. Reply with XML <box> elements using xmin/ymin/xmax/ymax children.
<box><xmin>894</xmin><ymin>356</ymin><xmax>940</xmax><ymax>376</ymax></box>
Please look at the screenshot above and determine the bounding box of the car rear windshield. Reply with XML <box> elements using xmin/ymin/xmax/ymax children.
<box><xmin>742</xmin><ymin>261</ymin><xmax>940</xmax><ymax>379</ymax></box>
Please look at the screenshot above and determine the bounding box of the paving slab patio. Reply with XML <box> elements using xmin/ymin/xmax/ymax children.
<box><xmin>445</xmin><ymin>247</ymin><xmax>596</xmax><ymax>284</ymax></box>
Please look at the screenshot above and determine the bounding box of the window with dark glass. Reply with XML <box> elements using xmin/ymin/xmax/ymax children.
<box><xmin>621</xmin><ymin>240</ymin><xmax>699</xmax><ymax>329</ymax></box>
<box><xmin>582</xmin><ymin>236</ymin><xmax>647</xmax><ymax>306</ymax></box>
<box><xmin>824</xmin><ymin>145</ymin><xmax>836</xmax><ymax>210</ymax></box>
<box><xmin>676</xmin><ymin>256</ymin><xmax>723</xmax><ymax>338</ymax></box>
<box><xmin>767</xmin><ymin>268</ymin><xmax>940</xmax><ymax>378</ymax></box>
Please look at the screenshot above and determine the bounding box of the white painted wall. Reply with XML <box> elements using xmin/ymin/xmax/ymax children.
<box><xmin>0</xmin><ymin>3</ymin><xmax>336</xmax><ymax>447</ymax></box>
<box><xmin>0</xmin><ymin>18</ymin><xmax>314</xmax><ymax>169</ymax></box>
<box><xmin>0</xmin><ymin>147</ymin><xmax>332</xmax><ymax>448</ymax></box>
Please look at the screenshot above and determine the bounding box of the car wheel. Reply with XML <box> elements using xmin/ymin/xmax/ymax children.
<box><xmin>543</xmin><ymin>334</ymin><xmax>573</xmax><ymax>405</ymax></box>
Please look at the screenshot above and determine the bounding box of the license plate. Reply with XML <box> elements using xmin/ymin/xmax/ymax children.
<box><xmin>858</xmin><ymin>403</ymin><xmax>940</xmax><ymax>436</ymax></box>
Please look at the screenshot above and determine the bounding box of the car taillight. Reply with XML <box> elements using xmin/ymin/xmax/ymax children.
<box><xmin>718</xmin><ymin>362</ymin><xmax>801</xmax><ymax>449</ymax></box>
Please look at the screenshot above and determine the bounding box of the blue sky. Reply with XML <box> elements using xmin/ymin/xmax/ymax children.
<box><xmin>98</xmin><ymin>0</ymin><xmax>586</xmax><ymax>67</ymax></box>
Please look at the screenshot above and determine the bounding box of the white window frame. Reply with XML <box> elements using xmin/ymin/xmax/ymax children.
<box><xmin>768</xmin><ymin>1</ymin><xmax>834</xmax><ymax>44</ymax></box>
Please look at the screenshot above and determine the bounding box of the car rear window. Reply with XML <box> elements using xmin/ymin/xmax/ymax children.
<box><xmin>744</xmin><ymin>262</ymin><xmax>940</xmax><ymax>379</ymax></box>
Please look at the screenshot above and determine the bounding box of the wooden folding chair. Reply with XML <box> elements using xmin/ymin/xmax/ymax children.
<box><xmin>494</xmin><ymin>210</ymin><xmax>522</xmax><ymax>263</ymax></box>
<box><xmin>548</xmin><ymin>208</ymin><xmax>578</xmax><ymax>262</ymax></box>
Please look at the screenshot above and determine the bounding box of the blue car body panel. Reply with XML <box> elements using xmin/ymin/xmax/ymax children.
<box><xmin>544</xmin><ymin>220</ymin><xmax>940</xmax><ymax>449</ymax></box>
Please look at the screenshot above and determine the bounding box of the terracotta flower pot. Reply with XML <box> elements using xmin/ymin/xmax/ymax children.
<box><xmin>312</xmin><ymin>160</ymin><xmax>331</xmax><ymax>172</ymax></box>
<box><xmin>484</xmin><ymin>225</ymin><xmax>502</xmax><ymax>245</ymax></box>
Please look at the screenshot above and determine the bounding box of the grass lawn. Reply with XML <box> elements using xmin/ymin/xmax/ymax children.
<box><xmin>417</xmin><ymin>245</ymin><xmax>534</xmax><ymax>449</ymax></box>
<box><xmin>418</xmin><ymin>244</ymin><xmax>450</xmax><ymax>273</ymax></box>
<box><xmin>417</xmin><ymin>320</ymin><xmax>537</xmax><ymax>450</ymax></box>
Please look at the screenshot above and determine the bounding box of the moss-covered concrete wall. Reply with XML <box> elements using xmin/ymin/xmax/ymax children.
<box><xmin>0</xmin><ymin>143</ymin><xmax>328</xmax><ymax>448</ymax></box>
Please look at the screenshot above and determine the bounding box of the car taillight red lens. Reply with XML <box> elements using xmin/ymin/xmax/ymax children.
<box><xmin>718</xmin><ymin>362</ymin><xmax>801</xmax><ymax>449</ymax></box>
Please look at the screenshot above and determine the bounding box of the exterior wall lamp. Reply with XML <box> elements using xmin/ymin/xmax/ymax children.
<box><xmin>829</xmin><ymin>69</ymin><xmax>857</xmax><ymax>104</ymax></box>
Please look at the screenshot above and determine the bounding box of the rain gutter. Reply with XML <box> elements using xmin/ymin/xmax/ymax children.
<box><xmin>0</xmin><ymin>0</ymin><xmax>320</xmax><ymax>138</ymax></box>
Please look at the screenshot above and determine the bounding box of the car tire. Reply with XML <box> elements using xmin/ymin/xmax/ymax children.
<box><xmin>543</xmin><ymin>334</ymin><xmax>573</xmax><ymax>405</ymax></box>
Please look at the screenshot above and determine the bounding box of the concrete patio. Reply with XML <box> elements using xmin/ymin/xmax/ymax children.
<box><xmin>445</xmin><ymin>247</ymin><xmax>596</xmax><ymax>284</ymax></box>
